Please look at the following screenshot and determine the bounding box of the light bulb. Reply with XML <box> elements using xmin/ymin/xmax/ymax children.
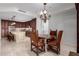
<box><xmin>40</xmin><ymin>11</ymin><xmax>43</xmax><ymax>15</ymax></box>
<box><xmin>44</xmin><ymin>10</ymin><xmax>47</xmax><ymax>14</ymax></box>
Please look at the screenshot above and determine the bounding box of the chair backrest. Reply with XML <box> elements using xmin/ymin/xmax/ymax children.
<box><xmin>50</xmin><ymin>30</ymin><xmax>56</xmax><ymax>35</ymax></box>
<box><xmin>57</xmin><ymin>31</ymin><xmax>63</xmax><ymax>45</ymax></box>
<box><xmin>50</xmin><ymin>30</ymin><xmax>57</xmax><ymax>40</ymax></box>
<box><xmin>30</xmin><ymin>30</ymin><xmax>38</xmax><ymax>43</ymax></box>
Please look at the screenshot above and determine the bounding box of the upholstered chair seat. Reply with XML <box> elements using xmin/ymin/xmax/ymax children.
<box><xmin>32</xmin><ymin>40</ymin><xmax>44</xmax><ymax>47</ymax></box>
<box><xmin>48</xmin><ymin>40</ymin><xmax>57</xmax><ymax>46</ymax></box>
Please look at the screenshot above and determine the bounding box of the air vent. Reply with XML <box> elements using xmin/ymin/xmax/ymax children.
<box><xmin>18</xmin><ymin>10</ymin><xmax>26</xmax><ymax>13</ymax></box>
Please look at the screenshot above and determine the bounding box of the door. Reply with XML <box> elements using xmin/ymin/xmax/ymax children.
<box><xmin>75</xmin><ymin>3</ymin><xmax>79</xmax><ymax>53</ymax></box>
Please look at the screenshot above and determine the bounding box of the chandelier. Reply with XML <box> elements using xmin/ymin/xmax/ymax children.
<box><xmin>40</xmin><ymin>3</ymin><xmax>51</xmax><ymax>23</ymax></box>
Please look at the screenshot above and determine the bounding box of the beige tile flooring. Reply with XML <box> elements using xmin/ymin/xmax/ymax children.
<box><xmin>0</xmin><ymin>37</ymin><xmax>76</xmax><ymax>56</ymax></box>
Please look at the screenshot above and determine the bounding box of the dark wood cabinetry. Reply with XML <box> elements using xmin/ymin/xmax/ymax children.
<box><xmin>1</xmin><ymin>20</ymin><xmax>9</xmax><ymax>37</ymax></box>
<box><xmin>15</xmin><ymin>22</ymin><xmax>26</xmax><ymax>28</ymax></box>
<box><xmin>30</xmin><ymin>18</ymin><xmax>36</xmax><ymax>30</ymax></box>
<box><xmin>26</xmin><ymin>18</ymin><xmax>36</xmax><ymax>37</ymax></box>
<box><xmin>1</xmin><ymin>18</ymin><xmax>36</xmax><ymax>37</ymax></box>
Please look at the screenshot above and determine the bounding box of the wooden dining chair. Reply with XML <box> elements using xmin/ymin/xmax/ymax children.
<box><xmin>30</xmin><ymin>30</ymin><xmax>45</xmax><ymax>56</ymax></box>
<box><xmin>47</xmin><ymin>31</ymin><xmax>63</xmax><ymax>54</ymax></box>
<box><xmin>47</xmin><ymin>30</ymin><xmax>57</xmax><ymax>42</ymax></box>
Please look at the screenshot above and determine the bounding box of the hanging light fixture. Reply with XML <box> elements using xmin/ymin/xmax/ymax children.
<box><xmin>40</xmin><ymin>3</ymin><xmax>51</xmax><ymax>23</ymax></box>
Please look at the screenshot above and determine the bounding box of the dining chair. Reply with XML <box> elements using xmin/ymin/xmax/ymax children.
<box><xmin>47</xmin><ymin>31</ymin><xmax>63</xmax><ymax>54</ymax></box>
<box><xmin>7</xmin><ymin>32</ymin><xmax>15</xmax><ymax>41</ymax></box>
<box><xmin>30</xmin><ymin>30</ymin><xmax>45</xmax><ymax>56</ymax></box>
<box><xmin>47</xmin><ymin>30</ymin><xmax>57</xmax><ymax>42</ymax></box>
<box><xmin>47</xmin><ymin>30</ymin><xmax>57</xmax><ymax>45</ymax></box>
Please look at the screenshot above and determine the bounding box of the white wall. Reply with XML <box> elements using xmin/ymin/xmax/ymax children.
<box><xmin>49</xmin><ymin>8</ymin><xmax>77</xmax><ymax>48</ymax></box>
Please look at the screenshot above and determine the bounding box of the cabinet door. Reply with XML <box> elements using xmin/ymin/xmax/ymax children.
<box><xmin>1</xmin><ymin>20</ymin><xmax>4</xmax><ymax>37</ymax></box>
<box><xmin>1</xmin><ymin>20</ymin><xmax>9</xmax><ymax>37</ymax></box>
<box><xmin>30</xmin><ymin>18</ymin><xmax>36</xmax><ymax>30</ymax></box>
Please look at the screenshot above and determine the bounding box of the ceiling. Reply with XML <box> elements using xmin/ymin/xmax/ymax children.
<box><xmin>0</xmin><ymin>3</ymin><xmax>76</xmax><ymax>22</ymax></box>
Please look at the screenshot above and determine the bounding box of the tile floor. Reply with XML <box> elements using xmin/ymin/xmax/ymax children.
<box><xmin>0</xmin><ymin>37</ymin><xmax>76</xmax><ymax>56</ymax></box>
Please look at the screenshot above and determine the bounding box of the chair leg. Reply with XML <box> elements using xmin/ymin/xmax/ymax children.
<box><xmin>43</xmin><ymin>44</ymin><xmax>45</xmax><ymax>52</ymax></box>
<box><xmin>47</xmin><ymin>45</ymin><xmax>51</xmax><ymax>51</ymax></box>
<box><xmin>36</xmin><ymin>47</ymin><xmax>39</xmax><ymax>56</ymax></box>
<box><xmin>57</xmin><ymin>45</ymin><xmax>60</xmax><ymax>54</ymax></box>
<box><xmin>56</xmin><ymin>45</ymin><xmax>58</xmax><ymax>54</ymax></box>
<box><xmin>31</xmin><ymin>43</ymin><xmax>32</xmax><ymax>51</ymax></box>
<box><xmin>59</xmin><ymin>45</ymin><xmax>60</xmax><ymax>54</ymax></box>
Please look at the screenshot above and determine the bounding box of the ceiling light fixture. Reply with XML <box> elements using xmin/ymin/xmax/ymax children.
<box><xmin>40</xmin><ymin>3</ymin><xmax>51</xmax><ymax>23</ymax></box>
